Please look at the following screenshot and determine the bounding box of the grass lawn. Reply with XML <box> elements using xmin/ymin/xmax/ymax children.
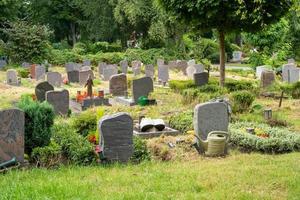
<box><xmin>1</xmin><ymin>152</ymin><xmax>299</xmax><ymax>200</ymax></box>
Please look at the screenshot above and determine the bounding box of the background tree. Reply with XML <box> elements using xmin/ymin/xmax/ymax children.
<box><xmin>157</xmin><ymin>0</ymin><xmax>292</xmax><ymax>86</ymax></box>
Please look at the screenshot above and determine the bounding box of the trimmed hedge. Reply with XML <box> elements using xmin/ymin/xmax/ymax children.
<box><xmin>230</xmin><ymin>122</ymin><xmax>300</xmax><ymax>154</ymax></box>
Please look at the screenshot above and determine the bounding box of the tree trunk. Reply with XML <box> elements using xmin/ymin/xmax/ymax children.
<box><xmin>219</xmin><ymin>30</ymin><xmax>226</xmax><ymax>87</ymax></box>
<box><xmin>70</xmin><ymin>22</ymin><xmax>76</xmax><ymax>47</ymax></box>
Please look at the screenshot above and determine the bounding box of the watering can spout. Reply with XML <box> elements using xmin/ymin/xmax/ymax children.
<box><xmin>0</xmin><ymin>157</ymin><xmax>17</xmax><ymax>169</ymax></box>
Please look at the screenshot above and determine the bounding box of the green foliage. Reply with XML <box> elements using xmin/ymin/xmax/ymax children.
<box><xmin>31</xmin><ymin>140</ymin><xmax>62</xmax><ymax>168</ymax></box>
<box><xmin>131</xmin><ymin>136</ymin><xmax>151</xmax><ymax>163</ymax></box>
<box><xmin>230</xmin><ymin>122</ymin><xmax>300</xmax><ymax>153</ymax></box>
<box><xmin>16</xmin><ymin>67</ymin><xmax>29</xmax><ymax>78</ymax></box>
<box><xmin>291</xmin><ymin>82</ymin><xmax>300</xmax><ymax>99</ymax></box>
<box><xmin>231</xmin><ymin>91</ymin><xmax>255</xmax><ymax>113</ymax></box>
<box><xmin>225</xmin><ymin>79</ymin><xmax>256</xmax><ymax>92</ymax></box>
<box><xmin>169</xmin><ymin>80</ymin><xmax>195</xmax><ymax>91</ymax></box>
<box><xmin>3</xmin><ymin>21</ymin><xmax>51</xmax><ymax>63</ymax></box>
<box><xmin>51</xmin><ymin>122</ymin><xmax>96</xmax><ymax>165</ymax></box>
<box><xmin>17</xmin><ymin>95</ymin><xmax>55</xmax><ymax>154</ymax></box>
<box><xmin>72</xmin><ymin>109</ymin><xmax>97</xmax><ymax>137</ymax></box>
<box><xmin>169</xmin><ymin>111</ymin><xmax>193</xmax><ymax>133</ymax></box>
<box><xmin>89</xmin><ymin>42</ymin><xmax>123</xmax><ymax>53</ymax></box>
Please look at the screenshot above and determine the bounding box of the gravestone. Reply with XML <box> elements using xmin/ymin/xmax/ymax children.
<box><xmin>79</xmin><ymin>70</ymin><xmax>95</xmax><ymax>85</ymax></box>
<box><xmin>158</xmin><ymin>65</ymin><xmax>169</xmax><ymax>83</ymax></box>
<box><xmin>194</xmin><ymin>102</ymin><xmax>229</xmax><ymax>140</ymax></box>
<box><xmin>35</xmin><ymin>81</ymin><xmax>54</xmax><ymax>101</ymax></box>
<box><xmin>6</xmin><ymin>69</ymin><xmax>20</xmax><ymax>86</ymax></box>
<box><xmin>132</xmin><ymin>60</ymin><xmax>141</xmax><ymax>76</ymax></box>
<box><xmin>232</xmin><ymin>51</ymin><xmax>243</xmax><ymax>62</ymax></box>
<box><xmin>145</xmin><ymin>64</ymin><xmax>154</xmax><ymax>78</ymax></box>
<box><xmin>132</xmin><ymin>77</ymin><xmax>153</xmax><ymax>103</ymax></box>
<box><xmin>99</xmin><ymin>112</ymin><xmax>133</xmax><ymax>162</ymax></box>
<box><xmin>120</xmin><ymin>60</ymin><xmax>128</xmax><ymax>74</ymax></box>
<box><xmin>81</xmin><ymin>66</ymin><xmax>92</xmax><ymax>71</ymax></box>
<box><xmin>194</xmin><ymin>64</ymin><xmax>204</xmax><ymax>73</ymax></box>
<box><xmin>98</xmin><ymin>62</ymin><xmax>107</xmax><ymax>76</ymax></box>
<box><xmin>21</xmin><ymin>62</ymin><xmax>30</xmax><ymax>68</ymax></box>
<box><xmin>65</xmin><ymin>62</ymin><xmax>81</xmax><ymax>72</ymax></box>
<box><xmin>256</xmin><ymin>65</ymin><xmax>270</xmax><ymax>79</ymax></box>
<box><xmin>109</xmin><ymin>74</ymin><xmax>127</xmax><ymax>96</ymax></box>
<box><xmin>194</xmin><ymin>72</ymin><xmax>209</xmax><ymax>86</ymax></box>
<box><xmin>186</xmin><ymin>65</ymin><xmax>197</xmax><ymax>78</ymax></box>
<box><xmin>168</xmin><ymin>60</ymin><xmax>177</xmax><ymax>69</ymax></box>
<box><xmin>46</xmin><ymin>90</ymin><xmax>69</xmax><ymax>115</ymax></box>
<box><xmin>177</xmin><ymin>60</ymin><xmax>188</xmax><ymax>75</ymax></box>
<box><xmin>261</xmin><ymin>71</ymin><xmax>275</xmax><ymax>88</ymax></box>
<box><xmin>188</xmin><ymin>59</ymin><xmax>196</xmax><ymax>67</ymax></box>
<box><xmin>30</xmin><ymin>65</ymin><xmax>36</xmax><ymax>79</ymax></box>
<box><xmin>103</xmin><ymin>65</ymin><xmax>118</xmax><ymax>81</ymax></box>
<box><xmin>282</xmin><ymin>64</ymin><xmax>297</xmax><ymax>83</ymax></box>
<box><xmin>0</xmin><ymin>109</ymin><xmax>24</xmax><ymax>163</ymax></box>
<box><xmin>288</xmin><ymin>68</ymin><xmax>300</xmax><ymax>83</ymax></box>
<box><xmin>0</xmin><ymin>60</ymin><xmax>7</xmax><ymax>68</ymax></box>
<box><xmin>157</xmin><ymin>59</ymin><xmax>165</xmax><ymax>66</ymax></box>
<box><xmin>47</xmin><ymin>72</ymin><xmax>62</xmax><ymax>87</ymax></box>
<box><xmin>83</xmin><ymin>59</ymin><xmax>91</xmax><ymax>66</ymax></box>
<box><xmin>67</xmin><ymin>70</ymin><xmax>79</xmax><ymax>83</ymax></box>
<box><xmin>35</xmin><ymin>65</ymin><xmax>46</xmax><ymax>81</ymax></box>
<box><xmin>288</xmin><ymin>58</ymin><xmax>295</xmax><ymax>64</ymax></box>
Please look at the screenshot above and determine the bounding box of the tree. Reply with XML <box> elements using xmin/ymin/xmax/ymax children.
<box><xmin>157</xmin><ymin>0</ymin><xmax>292</xmax><ymax>86</ymax></box>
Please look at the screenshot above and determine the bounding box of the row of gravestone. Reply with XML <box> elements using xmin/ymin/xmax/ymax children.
<box><xmin>0</xmin><ymin>101</ymin><xmax>228</xmax><ymax>163</ymax></box>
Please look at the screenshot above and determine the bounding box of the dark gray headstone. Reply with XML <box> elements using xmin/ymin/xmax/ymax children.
<box><xmin>65</xmin><ymin>62</ymin><xmax>81</xmax><ymax>72</ymax></box>
<box><xmin>46</xmin><ymin>90</ymin><xmax>69</xmax><ymax>115</ymax></box>
<box><xmin>194</xmin><ymin>102</ymin><xmax>229</xmax><ymax>140</ymax></box>
<box><xmin>109</xmin><ymin>74</ymin><xmax>127</xmax><ymax>96</ymax></box>
<box><xmin>35</xmin><ymin>81</ymin><xmax>54</xmax><ymax>101</ymax></box>
<box><xmin>0</xmin><ymin>108</ymin><xmax>24</xmax><ymax>163</ymax></box>
<box><xmin>158</xmin><ymin>65</ymin><xmax>169</xmax><ymax>83</ymax></box>
<box><xmin>145</xmin><ymin>64</ymin><xmax>154</xmax><ymax>78</ymax></box>
<box><xmin>194</xmin><ymin>72</ymin><xmax>209</xmax><ymax>86</ymax></box>
<box><xmin>47</xmin><ymin>72</ymin><xmax>62</xmax><ymax>87</ymax></box>
<box><xmin>79</xmin><ymin>70</ymin><xmax>94</xmax><ymax>85</ymax></box>
<box><xmin>83</xmin><ymin>59</ymin><xmax>91</xmax><ymax>66</ymax></box>
<box><xmin>132</xmin><ymin>77</ymin><xmax>153</xmax><ymax>103</ymax></box>
<box><xmin>0</xmin><ymin>60</ymin><xmax>7</xmax><ymax>68</ymax></box>
<box><xmin>99</xmin><ymin>112</ymin><xmax>133</xmax><ymax>162</ymax></box>
<box><xmin>67</xmin><ymin>70</ymin><xmax>79</xmax><ymax>83</ymax></box>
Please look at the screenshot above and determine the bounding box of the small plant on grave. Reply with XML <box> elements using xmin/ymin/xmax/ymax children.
<box><xmin>225</xmin><ymin>79</ymin><xmax>257</xmax><ymax>92</ymax></box>
<box><xmin>169</xmin><ymin>111</ymin><xmax>193</xmax><ymax>133</ymax></box>
<box><xmin>18</xmin><ymin>95</ymin><xmax>55</xmax><ymax>154</ymax></box>
<box><xmin>131</xmin><ymin>136</ymin><xmax>151</xmax><ymax>163</ymax></box>
<box><xmin>169</xmin><ymin>80</ymin><xmax>195</xmax><ymax>91</ymax></box>
<box><xmin>72</xmin><ymin>109</ymin><xmax>97</xmax><ymax>137</ymax></box>
<box><xmin>17</xmin><ymin>67</ymin><xmax>30</xmax><ymax>78</ymax></box>
<box><xmin>231</xmin><ymin>90</ymin><xmax>255</xmax><ymax>113</ymax></box>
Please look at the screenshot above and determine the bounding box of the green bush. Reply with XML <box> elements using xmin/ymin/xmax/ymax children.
<box><xmin>51</xmin><ymin>122</ymin><xmax>96</xmax><ymax>165</ymax></box>
<box><xmin>169</xmin><ymin>80</ymin><xmax>195</xmax><ymax>91</ymax></box>
<box><xmin>169</xmin><ymin>111</ymin><xmax>193</xmax><ymax>133</ymax></box>
<box><xmin>17</xmin><ymin>67</ymin><xmax>29</xmax><ymax>78</ymax></box>
<box><xmin>3</xmin><ymin>21</ymin><xmax>51</xmax><ymax>63</ymax></box>
<box><xmin>230</xmin><ymin>122</ymin><xmax>300</xmax><ymax>153</ymax></box>
<box><xmin>72</xmin><ymin>109</ymin><xmax>97</xmax><ymax>137</ymax></box>
<box><xmin>225</xmin><ymin>79</ymin><xmax>256</xmax><ymax>92</ymax></box>
<box><xmin>89</xmin><ymin>42</ymin><xmax>123</xmax><ymax>53</ymax></box>
<box><xmin>291</xmin><ymin>82</ymin><xmax>300</xmax><ymax>99</ymax></box>
<box><xmin>17</xmin><ymin>96</ymin><xmax>55</xmax><ymax>154</ymax></box>
<box><xmin>231</xmin><ymin>91</ymin><xmax>255</xmax><ymax>113</ymax></box>
<box><xmin>131</xmin><ymin>136</ymin><xmax>151</xmax><ymax>163</ymax></box>
<box><xmin>31</xmin><ymin>140</ymin><xmax>62</xmax><ymax>168</ymax></box>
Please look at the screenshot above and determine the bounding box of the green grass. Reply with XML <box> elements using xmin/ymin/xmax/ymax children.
<box><xmin>1</xmin><ymin>152</ymin><xmax>300</xmax><ymax>199</ymax></box>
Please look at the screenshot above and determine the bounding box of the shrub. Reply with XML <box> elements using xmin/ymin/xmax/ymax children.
<box><xmin>230</xmin><ymin>122</ymin><xmax>300</xmax><ymax>153</ymax></box>
<box><xmin>72</xmin><ymin>109</ymin><xmax>97</xmax><ymax>137</ymax></box>
<box><xmin>17</xmin><ymin>96</ymin><xmax>55</xmax><ymax>154</ymax></box>
<box><xmin>231</xmin><ymin>91</ymin><xmax>255</xmax><ymax>113</ymax></box>
<box><xmin>31</xmin><ymin>140</ymin><xmax>62</xmax><ymax>168</ymax></box>
<box><xmin>89</xmin><ymin>42</ymin><xmax>123</xmax><ymax>53</ymax></box>
<box><xmin>131</xmin><ymin>136</ymin><xmax>151</xmax><ymax>163</ymax></box>
<box><xmin>225</xmin><ymin>79</ymin><xmax>256</xmax><ymax>92</ymax></box>
<box><xmin>3</xmin><ymin>21</ymin><xmax>51</xmax><ymax>63</ymax></box>
<box><xmin>169</xmin><ymin>111</ymin><xmax>193</xmax><ymax>133</ymax></box>
<box><xmin>169</xmin><ymin>80</ymin><xmax>195</xmax><ymax>91</ymax></box>
<box><xmin>17</xmin><ymin>67</ymin><xmax>29</xmax><ymax>78</ymax></box>
<box><xmin>51</xmin><ymin>122</ymin><xmax>95</xmax><ymax>165</ymax></box>
<box><xmin>291</xmin><ymin>82</ymin><xmax>300</xmax><ymax>99</ymax></box>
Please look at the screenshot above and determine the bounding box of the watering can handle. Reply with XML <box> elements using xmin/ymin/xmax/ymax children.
<box><xmin>208</xmin><ymin>131</ymin><xmax>229</xmax><ymax>142</ymax></box>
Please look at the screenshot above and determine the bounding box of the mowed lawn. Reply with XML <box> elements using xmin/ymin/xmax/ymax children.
<box><xmin>1</xmin><ymin>152</ymin><xmax>299</xmax><ymax>200</ymax></box>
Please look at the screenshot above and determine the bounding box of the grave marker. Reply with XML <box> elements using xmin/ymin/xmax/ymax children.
<box><xmin>194</xmin><ymin>72</ymin><xmax>209</xmax><ymax>86</ymax></box>
<box><xmin>47</xmin><ymin>72</ymin><xmax>62</xmax><ymax>87</ymax></box>
<box><xmin>35</xmin><ymin>81</ymin><xmax>54</xmax><ymax>101</ymax></box>
<box><xmin>109</xmin><ymin>74</ymin><xmax>127</xmax><ymax>96</ymax></box>
<box><xmin>132</xmin><ymin>77</ymin><xmax>153</xmax><ymax>103</ymax></box>
<box><xmin>46</xmin><ymin>90</ymin><xmax>69</xmax><ymax>115</ymax></box>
